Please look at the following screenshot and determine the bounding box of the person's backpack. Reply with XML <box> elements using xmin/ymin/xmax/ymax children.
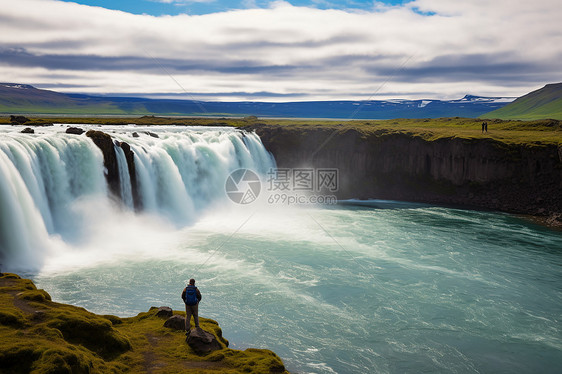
<box><xmin>183</xmin><ymin>286</ymin><xmax>198</xmax><ymax>306</ymax></box>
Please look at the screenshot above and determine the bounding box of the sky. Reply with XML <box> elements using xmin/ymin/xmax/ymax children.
<box><xmin>0</xmin><ymin>0</ymin><xmax>561</xmax><ymax>101</ymax></box>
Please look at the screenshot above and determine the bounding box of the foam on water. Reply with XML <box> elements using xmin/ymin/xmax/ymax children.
<box><xmin>1</xmin><ymin>125</ymin><xmax>561</xmax><ymax>373</ymax></box>
<box><xmin>30</xmin><ymin>204</ymin><xmax>562</xmax><ymax>373</ymax></box>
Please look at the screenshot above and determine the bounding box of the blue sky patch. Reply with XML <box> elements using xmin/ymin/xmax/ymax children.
<box><xmin>58</xmin><ymin>0</ymin><xmax>412</xmax><ymax>16</ymax></box>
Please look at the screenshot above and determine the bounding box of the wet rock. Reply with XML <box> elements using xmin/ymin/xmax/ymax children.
<box><xmin>66</xmin><ymin>127</ymin><xmax>85</xmax><ymax>135</ymax></box>
<box><xmin>186</xmin><ymin>327</ymin><xmax>222</xmax><ymax>355</ymax></box>
<box><xmin>155</xmin><ymin>306</ymin><xmax>173</xmax><ymax>318</ymax></box>
<box><xmin>21</xmin><ymin>127</ymin><xmax>34</xmax><ymax>134</ymax></box>
<box><xmin>86</xmin><ymin>130</ymin><xmax>120</xmax><ymax>197</ymax></box>
<box><xmin>144</xmin><ymin>131</ymin><xmax>159</xmax><ymax>138</ymax></box>
<box><xmin>164</xmin><ymin>315</ymin><xmax>185</xmax><ymax>330</ymax></box>
<box><xmin>119</xmin><ymin>141</ymin><xmax>141</xmax><ymax>210</ymax></box>
<box><xmin>132</xmin><ymin>132</ymin><xmax>139</xmax><ymax>138</ymax></box>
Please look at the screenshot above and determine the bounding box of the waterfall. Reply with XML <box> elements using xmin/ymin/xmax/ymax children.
<box><xmin>0</xmin><ymin>125</ymin><xmax>275</xmax><ymax>272</ymax></box>
<box><xmin>114</xmin><ymin>144</ymin><xmax>134</xmax><ymax>209</ymax></box>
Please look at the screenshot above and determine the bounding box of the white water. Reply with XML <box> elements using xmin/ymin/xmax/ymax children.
<box><xmin>0</xmin><ymin>124</ymin><xmax>274</xmax><ymax>271</ymax></box>
<box><xmin>1</xmin><ymin>125</ymin><xmax>561</xmax><ymax>373</ymax></box>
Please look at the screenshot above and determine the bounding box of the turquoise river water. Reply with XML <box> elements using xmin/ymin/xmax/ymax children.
<box><xmin>33</xmin><ymin>203</ymin><xmax>562</xmax><ymax>374</ymax></box>
<box><xmin>1</xmin><ymin>125</ymin><xmax>560</xmax><ymax>373</ymax></box>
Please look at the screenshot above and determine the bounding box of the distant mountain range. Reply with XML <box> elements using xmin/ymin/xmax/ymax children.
<box><xmin>0</xmin><ymin>83</ymin><xmax>514</xmax><ymax>119</ymax></box>
<box><xmin>484</xmin><ymin>83</ymin><xmax>562</xmax><ymax>120</ymax></box>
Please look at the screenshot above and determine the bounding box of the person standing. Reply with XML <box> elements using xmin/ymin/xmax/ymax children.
<box><xmin>182</xmin><ymin>278</ymin><xmax>202</xmax><ymax>333</ymax></box>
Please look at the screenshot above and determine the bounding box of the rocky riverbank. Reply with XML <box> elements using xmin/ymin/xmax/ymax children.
<box><xmin>0</xmin><ymin>273</ymin><xmax>287</xmax><ymax>373</ymax></box>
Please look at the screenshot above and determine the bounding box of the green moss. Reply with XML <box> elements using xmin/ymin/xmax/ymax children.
<box><xmin>0</xmin><ymin>342</ymin><xmax>42</xmax><ymax>373</ymax></box>
<box><xmin>45</xmin><ymin>309</ymin><xmax>131</xmax><ymax>359</ymax></box>
<box><xmin>0</xmin><ymin>274</ymin><xmax>289</xmax><ymax>373</ymax></box>
<box><xmin>30</xmin><ymin>348</ymin><xmax>93</xmax><ymax>374</ymax></box>
<box><xmin>1</xmin><ymin>115</ymin><xmax>560</xmax><ymax>146</ymax></box>
<box><xmin>0</xmin><ymin>310</ymin><xmax>26</xmax><ymax>328</ymax></box>
<box><xmin>18</xmin><ymin>289</ymin><xmax>52</xmax><ymax>302</ymax></box>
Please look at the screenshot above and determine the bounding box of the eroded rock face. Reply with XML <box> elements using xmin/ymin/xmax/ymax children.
<box><xmin>86</xmin><ymin>130</ymin><xmax>120</xmax><ymax>198</ymax></box>
<box><xmin>85</xmin><ymin>131</ymin><xmax>141</xmax><ymax>209</ymax></box>
<box><xmin>186</xmin><ymin>328</ymin><xmax>222</xmax><ymax>355</ymax></box>
<box><xmin>249</xmin><ymin>124</ymin><xmax>562</xmax><ymax>217</ymax></box>
<box><xmin>164</xmin><ymin>315</ymin><xmax>186</xmax><ymax>330</ymax></box>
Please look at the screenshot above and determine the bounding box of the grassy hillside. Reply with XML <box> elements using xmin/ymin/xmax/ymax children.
<box><xmin>0</xmin><ymin>84</ymin><xmax>149</xmax><ymax>115</ymax></box>
<box><xmin>0</xmin><ymin>83</ymin><xmax>512</xmax><ymax>118</ymax></box>
<box><xmin>2</xmin><ymin>115</ymin><xmax>560</xmax><ymax>146</ymax></box>
<box><xmin>484</xmin><ymin>83</ymin><xmax>562</xmax><ymax>120</ymax></box>
<box><xmin>0</xmin><ymin>273</ymin><xmax>287</xmax><ymax>374</ymax></box>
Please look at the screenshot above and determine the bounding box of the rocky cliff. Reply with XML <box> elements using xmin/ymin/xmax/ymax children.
<box><xmin>248</xmin><ymin>124</ymin><xmax>562</xmax><ymax>221</ymax></box>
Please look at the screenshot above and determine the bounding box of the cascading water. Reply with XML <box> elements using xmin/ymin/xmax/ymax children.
<box><xmin>0</xmin><ymin>124</ymin><xmax>275</xmax><ymax>271</ymax></box>
<box><xmin>2</xmin><ymin>124</ymin><xmax>561</xmax><ymax>374</ymax></box>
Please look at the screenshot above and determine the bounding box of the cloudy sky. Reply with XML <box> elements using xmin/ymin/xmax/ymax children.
<box><xmin>1</xmin><ymin>0</ymin><xmax>561</xmax><ymax>101</ymax></box>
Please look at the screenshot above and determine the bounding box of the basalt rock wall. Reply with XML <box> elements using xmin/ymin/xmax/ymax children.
<box><xmin>249</xmin><ymin>124</ymin><xmax>562</xmax><ymax>217</ymax></box>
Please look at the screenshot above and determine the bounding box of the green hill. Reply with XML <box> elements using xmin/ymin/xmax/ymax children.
<box><xmin>0</xmin><ymin>83</ymin><xmax>146</xmax><ymax>114</ymax></box>
<box><xmin>483</xmin><ymin>83</ymin><xmax>562</xmax><ymax>120</ymax></box>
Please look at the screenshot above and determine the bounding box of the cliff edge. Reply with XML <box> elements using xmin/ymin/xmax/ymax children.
<box><xmin>0</xmin><ymin>273</ymin><xmax>287</xmax><ymax>374</ymax></box>
<box><xmin>246</xmin><ymin>119</ymin><xmax>562</xmax><ymax>225</ymax></box>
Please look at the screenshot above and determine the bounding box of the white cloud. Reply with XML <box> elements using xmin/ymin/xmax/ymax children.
<box><xmin>0</xmin><ymin>0</ymin><xmax>560</xmax><ymax>100</ymax></box>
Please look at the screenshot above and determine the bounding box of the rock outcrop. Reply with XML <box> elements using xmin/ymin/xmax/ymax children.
<box><xmin>66</xmin><ymin>126</ymin><xmax>85</xmax><ymax>135</ymax></box>
<box><xmin>20</xmin><ymin>127</ymin><xmax>34</xmax><ymax>134</ymax></box>
<box><xmin>249</xmin><ymin>124</ymin><xmax>562</xmax><ymax>219</ymax></box>
<box><xmin>155</xmin><ymin>306</ymin><xmax>173</xmax><ymax>318</ymax></box>
<box><xmin>186</xmin><ymin>327</ymin><xmax>222</xmax><ymax>355</ymax></box>
<box><xmin>85</xmin><ymin>131</ymin><xmax>141</xmax><ymax>210</ymax></box>
<box><xmin>164</xmin><ymin>315</ymin><xmax>186</xmax><ymax>330</ymax></box>
<box><xmin>86</xmin><ymin>130</ymin><xmax>121</xmax><ymax>198</ymax></box>
<box><xmin>0</xmin><ymin>273</ymin><xmax>288</xmax><ymax>374</ymax></box>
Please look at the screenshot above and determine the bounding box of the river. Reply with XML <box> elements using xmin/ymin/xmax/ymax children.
<box><xmin>1</xmin><ymin>125</ymin><xmax>561</xmax><ymax>373</ymax></box>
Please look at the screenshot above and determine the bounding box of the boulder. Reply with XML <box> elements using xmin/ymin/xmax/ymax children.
<box><xmin>144</xmin><ymin>131</ymin><xmax>159</xmax><ymax>138</ymax></box>
<box><xmin>155</xmin><ymin>306</ymin><xmax>173</xmax><ymax>318</ymax></box>
<box><xmin>10</xmin><ymin>115</ymin><xmax>29</xmax><ymax>125</ymax></box>
<box><xmin>66</xmin><ymin>127</ymin><xmax>85</xmax><ymax>135</ymax></box>
<box><xmin>132</xmin><ymin>132</ymin><xmax>139</xmax><ymax>138</ymax></box>
<box><xmin>163</xmin><ymin>315</ymin><xmax>185</xmax><ymax>330</ymax></box>
<box><xmin>21</xmin><ymin>127</ymin><xmax>34</xmax><ymax>134</ymax></box>
<box><xmin>186</xmin><ymin>328</ymin><xmax>222</xmax><ymax>355</ymax></box>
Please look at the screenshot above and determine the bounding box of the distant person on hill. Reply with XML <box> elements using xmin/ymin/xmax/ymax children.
<box><xmin>482</xmin><ymin>121</ymin><xmax>488</xmax><ymax>133</ymax></box>
<box><xmin>182</xmin><ymin>278</ymin><xmax>202</xmax><ymax>334</ymax></box>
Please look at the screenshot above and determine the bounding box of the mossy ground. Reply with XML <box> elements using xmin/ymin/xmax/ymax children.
<box><xmin>0</xmin><ymin>273</ymin><xmax>287</xmax><ymax>374</ymax></box>
<box><xmin>1</xmin><ymin>115</ymin><xmax>560</xmax><ymax>146</ymax></box>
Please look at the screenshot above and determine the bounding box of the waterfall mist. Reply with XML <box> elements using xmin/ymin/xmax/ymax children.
<box><xmin>0</xmin><ymin>125</ymin><xmax>275</xmax><ymax>272</ymax></box>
